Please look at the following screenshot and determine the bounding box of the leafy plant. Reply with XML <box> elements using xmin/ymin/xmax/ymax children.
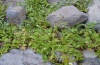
<box><xmin>73</xmin><ymin>0</ymin><xmax>93</xmax><ymax>12</ymax></box>
<box><xmin>66</xmin><ymin>0</ymin><xmax>93</xmax><ymax>13</ymax></box>
<box><xmin>0</xmin><ymin>0</ymin><xmax>100</xmax><ymax>65</ymax></box>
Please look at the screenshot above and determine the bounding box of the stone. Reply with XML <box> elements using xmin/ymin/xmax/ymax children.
<box><xmin>55</xmin><ymin>52</ymin><xmax>63</xmax><ymax>63</ymax></box>
<box><xmin>67</xmin><ymin>0</ymin><xmax>78</xmax><ymax>4</ymax></box>
<box><xmin>6</xmin><ymin>5</ymin><xmax>26</xmax><ymax>25</ymax></box>
<box><xmin>47</xmin><ymin>0</ymin><xmax>66</xmax><ymax>4</ymax></box>
<box><xmin>82</xmin><ymin>49</ymin><xmax>100</xmax><ymax>65</ymax></box>
<box><xmin>45</xmin><ymin>61</ymin><xmax>54</xmax><ymax>65</ymax></box>
<box><xmin>10</xmin><ymin>49</ymin><xmax>20</xmax><ymax>54</ymax></box>
<box><xmin>87</xmin><ymin>0</ymin><xmax>100</xmax><ymax>23</ymax></box>
<box><xmin>47</xmin><ymin>0</ymin><xmax>79</xmax><ymax>4</ymax></box>
<box><xmin>2</xmin><ymin>0</ymin><xmax>24</xmax><ymax>5</ymax></box>
<box><xmin>0</xmin><ymin>53</ymin><xmax>22</xmax><ymax>65</ymax></box>
<box><xmin>82</xmin><ymin>58</ymin><xmax>100</xmax><ymax>65</ymax></box>
<box><xmin>46</xmin><ymin>6</ymin><xmax>88</xmax><ymax>28</ymax></box>
<box><xmin>0</xmin><ymin>49</ymin><xmax>51</xmax><ymax>65</ymax></box>
<box><xmin>83</xmin><ymin>49</ymin><xmax>97</xmax><ymax>58</ymax></box>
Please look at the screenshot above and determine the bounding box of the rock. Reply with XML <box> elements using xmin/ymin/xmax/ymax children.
<box><xmin>46</xmin><ymin>6</ymin><xmax>88</xmax><ymax>28</ymax></box>
<box><xmin>6</xmin><ymin>5</ymin><xmax>26</xmax><ymax>25</ymax></box>
<box><xmin>0</xmin><ymin>49</ymin><xmax>51</xmax><ymax>65</ymax></box>
<box><xmin>9</xmin><ymin>49</ymin><xmax>20</xmax><ymax>54</ymax></box>
<box><xmin>82</xmin><ymin>58</ymin><xmax>100</xmax><ymax>65</ymax></box>
<box><xmin>94</xmin><ymin>23</ymin><xmax>100</xmax><ymax>33</ymax></box>
<box><xmin>45</xmin><ymin>61</ymin><xmax>54</xmax><ymax>65</ymax></box>
<box><xmin>47</xmin><ymin>0</ymin><xmax>78</xmax><ymax>4</ymax></box>
<box><xmin>2</xmin><ymin>0</ymin><xmax>24</xmax><ymax>5</ymax></box>
<box><xmin>87</xmin><ymin>0</ymin><xmax>100</xmax><ymax>23</ymax></box>
<box><xmin>82</xmin><ymin>49</ymin><xmax>100</xmax><ymax>65</ymax></box>
<box><xmin>55</xmin><ymin>52</ymin><xmax>63</xmax><ymax>63</ymax></box>
<box><xmin>47</xmin><ymin>0</ymin><xmax>66</xmax><ymax>4</ymax></box>
<box><xmin>83</xmin><ymin>49</ymin><xmax>97</xmax><ymax>58</ymax></box>
<box><xmin>72</xmin><ymin>62</ymin><xmax>78</xmax><ymax>65</ymax></box>
<box><xmin>0</xmin><ymin>53</ymin><xmax>22</xmax><ymax>65</ymax></box>
<box><xmin>67</xmin><ymin>0</ymin><xmax>78</xmax><ymax>4</ymax></box>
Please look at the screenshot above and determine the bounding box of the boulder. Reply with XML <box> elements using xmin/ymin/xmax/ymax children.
<box><xmin>87</xmin><ymin>0</ymin><xmax>100</xmax><ymax>23</ymax></box>
<box><xmin>6</xmin><ymin>5</ymin><xmax>26</xmax><ymax>25</ymax></box>
<box><xmin>46</xmin><ymin>6</ymin><xmax>88</xmax><ymax>28</ymax></box>
<box><xmin>0</xmin><ymin>49</ymin><xmax>52</xmax><ymax>65</ymax></box>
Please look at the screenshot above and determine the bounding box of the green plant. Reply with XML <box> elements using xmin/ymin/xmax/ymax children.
<box><xmin>0</xmin><ymin>0</ymin><xmax>100</xmax><ymax>65</ymax></box>
<box><xmin>73</xmin><ymin>0</ymin><xmax>93</xmax><ymax>12</ymax></box>
<box><xmin>66</xmin><ymin>0</ymin><xmax>93</xmax><ymax>13</ymax></box>
<box><xmin>0</xmin><ymin>3</ymin><xmax>6</xmax><ymax>22</ymax></box>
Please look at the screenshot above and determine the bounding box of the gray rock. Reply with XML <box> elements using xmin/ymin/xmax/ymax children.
<box><xmin>47</xmin><ymin>6</ymin><xmax>88</xmax><ymax>28</ymax></box>
<box><xmin>87</xmin><ymin>0</ymin><xmax>100</xmax><ymax>23</ymax></box>
<box><xmin>47</xmin><ymin>0</ymin><xmax>66</xmax><ymax>4</ymax></box>
<box><xmin>72</xmin><ymin>62</ymin><xmax>78</xmax><ymax>65</ymax></box>
<box><xmin>10</xmin><ymin>49</ymin><xmax>20</xmax><ymax>54</ymax></box>
<box><xmin>83</xmin><ymin>49</ymin><xmax>97</xmax><ymax>58</ymax></box>
<box><xmin>45</xmin><ymin>61</ymin><xmax>54</xmax><ymax>65</ymax></box>
<box><xmin>66</xmin><ymin>0</ymin><xmax>78</xmax><ymax>4</ymax></box>
<box><xmin>6</xmin><ymin>5</ymin><xmax>26</xmax><ymax>25</ymax></box>
<box><xmin>0</xmin><ymin>53</ymin><xmax>22</xmax><ymax>65</ymax></box>
<box><xmin>55</xmin><ymin>52</ymin><xmax>63</xmax><ymax>63</ymax></box>
<box><xmin>47</xmin><ymin>0</ymin><xmax>79</xmax><ymax>4</ymax></box>
<box><xmin>82</xmin><ymin>58</ymin><xmax>100</xmax><ymax>65</ymax></box>
<box><xmin>2</xmin><ymin>0</ymin><xmax>24</xmax><ymax>5</ymax></box>
<box><xmin>0</xmin><ymin>49</ymin><xmax>51</xmax><ymax>65</ymax></box>
<box><xmin>82</xmin><ymin>49</ymin><xmax>100</xmax><ymax>65</ymax></box>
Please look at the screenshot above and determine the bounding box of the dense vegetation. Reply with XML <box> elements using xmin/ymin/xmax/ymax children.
<box><xmin>0</xmin><ymin>0</ymin><xmax>100</xmax><ymax>65</ymax></box>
